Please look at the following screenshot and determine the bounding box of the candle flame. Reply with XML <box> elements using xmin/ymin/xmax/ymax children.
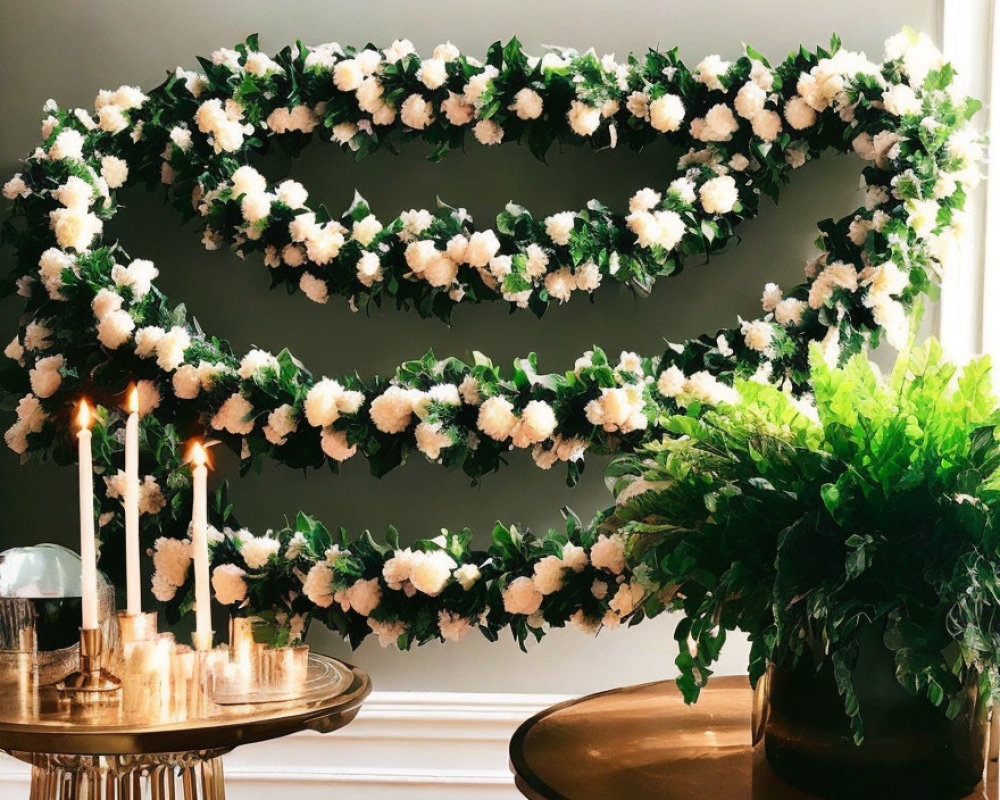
<box><xmin>187</xmin><ymin>440</ymin><xmax>210</xmax><ymax>469</ymax></box>
<box><xmin>76</xmin><ymin>399</ymin><xmax>93</xmax><ymax>431</ymax></box>
<box><xmin>127</xmin><ymin>385</ymin><xmax>140</xmax><ymax>415</ymax></box>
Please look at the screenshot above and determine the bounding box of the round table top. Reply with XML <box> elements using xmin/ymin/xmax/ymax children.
<box><xmin>509</xmin><ymin>677</ymin><xmax>998</xmax><ymax>800</ymax></box>
<box><xmin>0</xmin><ymin>653</ymin><xmax>370</xmax><ymax>756</ymax></box>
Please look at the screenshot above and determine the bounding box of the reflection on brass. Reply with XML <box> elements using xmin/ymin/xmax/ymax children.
<box><xmin>0</xmin><ymin>652</ymin><xmax>368</xmax><ymax>754</ymax></box>
<box><xmin>55</xmin><ymin>628</ymin><xmax>121</xmax><ymax>706</ymax></box>
<box><xmin>750</xmin><ymin>665</ymin><xmax>770</xmax><ymax>746</ymax></box>
<box><xmin>0</xmin><ymin>650</ymin><xmax>369</xmax><ymax>799</ymax></box>
<box><xmin>509</xmin><ymin>678</ymin><xmax>998</xmax><ymax>800</ymax></box>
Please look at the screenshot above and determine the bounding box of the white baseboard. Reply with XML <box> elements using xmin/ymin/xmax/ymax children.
<box><xmin>0</xmin><ymin>691</ymin><xmax>570</xmax><ymax>799</ymax></box>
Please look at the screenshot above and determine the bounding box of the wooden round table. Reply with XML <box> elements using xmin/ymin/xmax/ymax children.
<box><xmin>509</xmin><ymin>677</ymin><xmax>998</xmax><ymax>800</ymax></box>
<box><xmin>0</xmin><ymin>653</ymin><xmax>370</xmax><ymax>799</ymax></box>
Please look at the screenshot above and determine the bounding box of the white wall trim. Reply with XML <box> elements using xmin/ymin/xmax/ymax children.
<box><xmin>0</xmin><ymin>691</ymin><xmax>570</xmax><ymax>799</ymax></box>
<box><xmin>938</xmin><ymin>0</ymin><xmax>997</xmax><ymax>360</ymax></box>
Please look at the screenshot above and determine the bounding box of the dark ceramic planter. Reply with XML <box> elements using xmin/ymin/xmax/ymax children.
<box><xmin>759</xmin><ymin>640</ymin><xmax>990</xmax><ymax>799</ymax></box>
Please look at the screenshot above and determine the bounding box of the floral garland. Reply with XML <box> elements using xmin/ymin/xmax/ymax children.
<box><xmin>0</xmin><ymin>30</ymin><xmax>982</xmax><ymax>647</ymax></box>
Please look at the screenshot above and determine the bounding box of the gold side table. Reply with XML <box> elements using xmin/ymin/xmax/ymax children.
<box><xmin>509</xmin><ymin>677</ymin><xmax>998</xmax><ymax>800</ymax></box>
<box><xmin>0</xmin><ymin>653</ymin><xmax>370</xmax><ymax>799</ymax></box>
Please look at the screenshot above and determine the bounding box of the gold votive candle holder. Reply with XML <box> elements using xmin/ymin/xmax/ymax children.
<box><xmin>117</xmin><ymin>611</ymin><xmax>158</xmax><ymax>646</ymax></box>
<box><xmin>56</xmin><ymin>627</ymin><xmax>121</xmax><ymax>706</ymax></box>
<box><xmin>274</xmin><ymin>645</ymin><xmax>309</xmax><ymax>695</ymax></box>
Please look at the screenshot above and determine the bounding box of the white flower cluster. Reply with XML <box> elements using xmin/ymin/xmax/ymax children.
<box><xmin>150</xmin><ymin>536</ymin><xmax>192</xmax><ymax>601</ymax></box>
<box><xmin>104</xmin><ymin>471</ymin><xmax>167</xmax><ymax>515</ymax></box>
<box><xmin>0</xmin><ymin>33</ymin><xmax>984</xmax><ymax>652</ymax></box>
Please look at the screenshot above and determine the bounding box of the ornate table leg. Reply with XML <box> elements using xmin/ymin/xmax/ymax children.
<box><xmin>12</xmin><ymin>750</ymin><xmax>229</xmax><ymax>799</ymax></box>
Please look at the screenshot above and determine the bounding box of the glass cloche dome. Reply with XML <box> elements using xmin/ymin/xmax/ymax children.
<box><xmin>0</xmin><ymin>544</ymin><xmax>115</xmax><ymax>684</ymax></box>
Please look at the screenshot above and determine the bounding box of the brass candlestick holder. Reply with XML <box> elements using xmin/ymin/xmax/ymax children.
<box><xmin>56</xmin><ymin>627</ymin><xmax>121</xmax><ymax>705</ymax></box>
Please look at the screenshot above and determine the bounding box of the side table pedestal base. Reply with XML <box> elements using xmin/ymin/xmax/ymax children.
<box><xmin>11</xmin><ymin>750</ymin><xmax>228</xmax><ymax>800</ymax></box>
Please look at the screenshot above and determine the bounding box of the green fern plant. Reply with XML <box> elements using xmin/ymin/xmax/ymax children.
<box><xmin>608</xmin><ymin>340</ymin><xmax>1000</xmax><ymax>740</ymax></box>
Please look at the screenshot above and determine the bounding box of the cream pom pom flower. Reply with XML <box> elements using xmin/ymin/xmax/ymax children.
<box><xmin>544</xmin><ymin>268</ymin><xmax>575</xmax><ymax>303</ymax></box>
<box><xmin>155</xmin><ymin>326</ymin><xmax>191</xmax><ymax>371</ymax></box>
<box><xmin>28</xmin><ymin>354</ymin><xmax>64</xmax><ymax>399</ymax></box>
<box><xmin>629</xmin><ymin>188</ymin><xmax>661</xmax><ymax>214</ymax></box>
<box><xmin>370</xmin><ymin>386</ymin><xmax>418</xmax><ymax>433</ymax></box>
<box><xmin>275</xmin><ymin>179</ymin><xmax>308</xmax><ymax>210</ymax></box>
<box><xmin>333</xmin><ymin>58</ymin><xmax>364</xmax><ymax>91</ymax></box>
<box><xmin>240</xmin><ymin>192</ymin><xmax>272</xmax><ymax>223</ymax></box>
<box><xmin>321</xmin><ymin>427</ymin><xmax>357</xmax><ymax>461</ymax></box>
<box><xmin>22</xmin><ymin>321</ymin><xmax>52</xmax><ymax>352</ymax></box>
<box><xmin>692</xmin><ymin>103</ymin><xmax>739</xmax><ymax>142</ymax></box>
<box><xmin>441</xmin><ymin>92</ymin><xmax>475</xmax><ymax>126</ymax></box>
<box><xmin>211</xmin><ymin>564</ymin><xmax>248</xmax><ymax>606</ymax></box>
<box><xmin>173</xmin><ymin>365</ymin><xmax>202</xmax><ymax>399</ymax></box>
<box><xmin>417</xmin><ymin>57</ymin><xmax>448</xmax><ymax>90</ymax></box>
<box><xmin>2</xmin><ymin>173</ymin><xmax>30</xmax><ymax>200</ymax></box>
<box><xmin>264</xmin><ymin>403</ymin><xmax>298</xmax><ymax>445</ymax></box>
<box><xmin>511</xmin><ymin>88</ymin><xmax>544</xmax><ymax>120</ymax></box>
<box><xmin>734</xmin><ymin>82</ymin><xmax>766</xmax><ymax>120</ymax></box>
<box><xmin>649</xmin><ymin>94</ymin><xmax>685</xmax><ymax>132</ymax></box>
<box><xmin>544</xmin><ymin>212</ymin><xmax>575</xmax><ymax>246</ymax></box>
<box><xmin>464</xmin><ymin>230</ymin><xmax>501</xmax><ymax>268</ymax></box>
<box><xmin>338</xmin><ymin>578</ymin><xmax>381</xmax><ymax>615</ymax></box>
<box><xmin>742</xmin><ymin>319</ymin><xmax>776</xmax><ymax>353</ymax></box>
<box><xmin>300</xmin><ymin>272</ymin><xmax>329</xmax><ymax>303</ymax></box>
<box><xmin>4</xmin><ymin>337</ymin><xmax>24</xmax><ymax>365</ymax></box>
<box><xmin>369</xmin><ymin>619</ymin><xmax>405</xmax><ymax>647</ymax></box>
<box><xmin>301</xmin><ymin>563</ymin><xmax>335</xmax><ymax>607</ymax></box>
<box><xmin>415</xmin><ymin>421</ymin><xmax>452</xmax><ymax>460</ymax></box>
<box><xmin>356</xmin><ymin>252</ymin><xmax>383</xmax><ymax>286</ymax></box>
<box><xmin>238</xmin><ymin>348</ymin><xmax>279</xmax><ymax>380</ymax></box>
<box><xmin>134</xmin><ymin>326</ymin><xmax>165</xmax><ymax>358</ymax></box>
<box><xmin>55</xmin><ymin>176</ymin><xmax>94</xmax><ymax>210</ymax></box>
<box><xmin>111</xmin><ymin>258</ymin><xmax>159</xmax><ymax>299</ymax></box>
<box><xmin>91</xmin><ymin>288</ymin><xmax>123</xmax><ymax>320</ymax></box>
<box><xmin>474</xmin><ymin>119</ymin><xmax>504</xmax><ymax>145</ymax></box>
<box><xmin>694</xmin><ymin>55</ymin><xmax>730</xmax><ymax>91</ymax></box>
<box><xmin>240</xmin><ymin>533</ymin><xmax>281</xmax><ymax>569</ymax></box>
<box><xmin>502</xmin><ymin>576</ymin><xmax>544</xmax><ymax>616</ymax></box>
<box><xmin>400</xmin><ymin>94</ymin><xmax>435</xmax><ymax>130</ymax></box>
<box><xmin>304</xmin><ymin>378</ymin><xmax>364</xmax><ymax>427</ymax></box>
<box><xmin>49</xmin><ymin>207</ymin><xmax>103</xmax><ymax>251</ymax></box>
<box><xmin>453</xmin><ymin>563</ymin><xmax>481</xmax><ymax>590</ymax></box>
<box><xmin>151</xmin><ymin>537</ymin><xmax>191</xmax><ymax>601</ymax></box>
<box><xmin>410</xmin><ymin>550</ymin><xmax>457</xmax><ymax>596</ymax></box>
<box><xmin>48</xmin><ymin>129</ymin><xmax>86</xmax><ymax>161</ymax></box>
<box><xmin>567</xmin><ymin>100</ymin><xmax>601</xmax><ymax>136</ymax></box>
<box><xmin>211</xmin><ymin>393</ymin><xmax>255</xmax><ymax>435</ymax></box>
<box><xmin>751</xmin><ymin>110</ymin><xmax>782</xmax><ymax>142</ymax></box>
<box><xmin>511</xmin><ymin>400</ymin><xmax>557</xmax><ymax>448</ymax></box>
<box><xmin>585</xmin><ymin>386</ymin><xmax>647</xmax><ymax>433</ymax></box>
<box><xmin>761</xmin><ymin>282</ymin><xmax>783</xmax><ymax>312</ymax></box>
<box><xmin>532</xmin><ymin>555</ymin><xmax>567</xmax><ymax>595</ymax></box>
<box><xmin>590</xmin><ymin>533</ymin><xmax>626</xmax><ymax>574</ymax></box>
<box><xmin>784</xmin><ymin>96</ymin><xmax>817</xmax><ymax>130</ymax></box>
<box><xmin>775</xmin><ymin>298</ymin><xmax>808</xmax><ymax>326</ymax></box>
<box><xmin>97</xmin><ymin>105</ymin><xmax>129</xmax><ymax>135</ymax></box>
<box><xmin>352</xmin><ymin>214</ymin><xmax>382</xmax><ymax>246</ymax></box>
<box><xmin>699</xmin><ymin>175</ymin><xmax>739</xmax><ymax>215</ymax></box>
<box><xmin>477</xmin><ymin>396</ymin><xmax>517</xmax><ymax>440</ymax></box>
<box><xmin>438</xmin><ymin>611</ymin><xmax>473</xmax><ymax>642</ymax></box>
<box><xmin>96</xmin><ymin>310</ymin><xmax>136</xmax><ymax>349</ymax></box>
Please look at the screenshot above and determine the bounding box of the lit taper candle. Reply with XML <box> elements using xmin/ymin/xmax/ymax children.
<box><xmin>124</xmin><ymin>385</ymin><xmax>141</xmax><ymax>616</ymax></box>
<box><xmin>76</xmin><ymin>400</ymin><xmax>99</xmax><ymax>630</ymax></box>
<box><xmin>189</xmin><ymin>441</ymin><xmax>213</xmax><ymax>650</ymax></box>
